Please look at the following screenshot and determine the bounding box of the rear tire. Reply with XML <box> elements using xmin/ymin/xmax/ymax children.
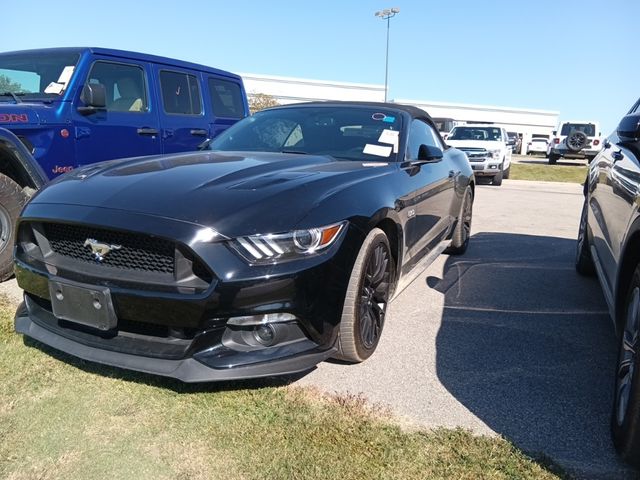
<box><xmin>575</xmin><ymin>198</ymin><xmax>595</xmax><ymax>276</ymax></box>
<box><xmin>335</xmin><ymin>228</ymin><xmax>394</xmax><ymax>363</ymax></box>
<box><xmin>611</xmin><ymin>266</ymin><xmax>640</xmax><ymax>468</ymax></box>
<box><xmin>0</xmin><ymin>174</ymin><xmax>28</xmax><ymax>282</ymax></box>
<box><xmin>548</xmin><ymin>153</ymin><xmax>559</xmax><ymax>165</ymax></box>
<box><xmin>445</xmin><ymin>187</ymin><xmax>473</xmax><ymax>255</ymax></box>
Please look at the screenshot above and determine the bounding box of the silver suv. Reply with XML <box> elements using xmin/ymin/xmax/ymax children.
<box><xmin>548</xmin><ymin>121</ymin><xmax>602</xmax><ymax>164</ymax></box>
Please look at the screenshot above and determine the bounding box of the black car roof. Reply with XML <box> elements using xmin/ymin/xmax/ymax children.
<box><xmin>272</xmin><ymin>101</ymin><xmax>434</xmax><ymax>124</ymax></box>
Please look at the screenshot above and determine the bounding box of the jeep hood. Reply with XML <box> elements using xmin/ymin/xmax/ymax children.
<box><xmin>30</xmin><ymin>151</ymin><xmax>393</xmax><ymax>237</ymax></box>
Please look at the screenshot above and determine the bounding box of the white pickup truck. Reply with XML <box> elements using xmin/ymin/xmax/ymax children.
<box><xmin>446</xmin><ymin>124</ymin><xmax>512</xmax><ymax>186</ymax></box>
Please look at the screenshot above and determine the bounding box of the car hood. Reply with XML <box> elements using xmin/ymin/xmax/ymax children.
<box><xmin>31</xmin><ymin>151</ymin><xmax>394</xmax><ymax>236</ymax></box>
<box><xmin>445</xmin><ymin>140</ymin><xmax>503</xmax><ymax>149</ymax></box>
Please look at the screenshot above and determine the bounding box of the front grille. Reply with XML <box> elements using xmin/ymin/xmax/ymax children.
<box><xmin>459</xmin><ymin>148</ymin><xmax>488</xmax><ymax>162</ymax></box>
<box><xmin>43</xmin><ymin>223</ymin><xmax>175</xmax><ymax>275</ymax></box>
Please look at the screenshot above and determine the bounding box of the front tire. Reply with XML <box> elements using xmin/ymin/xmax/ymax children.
<box><xmin>492</xmin><ymin>169</ymin><xmax>503</xmax><ymax>186</ymax></box>
<box><xmin>575</xmin><ymin>198</ymin><xmax>595</xmax><ymax>276</ymax></box>
<box><xmin>0</xmin><ymin>174</ymin><xmax>28</xmax><ymax>282</ymax></box>
<box><xmin>445</xmin><ymin>187</ymin><xmax>473</xmax><ymax>255</ymax></box>
<box><xmin>612</xmin><ymin>267</ymin><xmax>640</xmax><ymax>468</ymax></box>
<box><xmin>503</xmin><ymin>163</ymin><xmax>511</xmax><ymax>179</ymax></box>
<box><xmin>335</xmin><ymin>228</ymin><xmax>394</xmax><ymax>362</ymax></box>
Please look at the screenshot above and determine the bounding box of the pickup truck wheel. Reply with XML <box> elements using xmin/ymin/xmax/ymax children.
<box><xmin>492</xmin><ymin>169</ymin><xmax>503</xmax><ymax>186</ymax></box>
<box><xmin>335</xmin><ymin>228</ymin><xmax>394</xmax><ymax>363</ymax></box>
<box><xmin>612</xmin><ymin>267</ymin><xmax>640</xmax><ymax>468</ymax></box>
<box><xmin>445</xmin><ymin>187</ymin><xmax>473</xmax><ymax>255</ymax></box>
<box><xmin>548</xmin><ymin>153</ymin><xmax>559</xmax><ymax>165</ymax></box>
<box><xmin>503</xmin><ymin>163</ymin><xmax>511</xmax><ymax>179</ymax></box>
<box><xmin>575</xmin><ymin>199</ymin><xmax>595</xmax><ymax>276</ymax></box>
<box><xmin>0</xmin><ymin>174</ymin><xmax>28</xmax><ymax>282</ymax></box>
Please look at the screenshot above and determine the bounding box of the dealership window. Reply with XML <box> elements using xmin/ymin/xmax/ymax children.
<box><xmin>160</xmin><ymin>70</ymin><xmax>202</xmax><ymax>115</ymax></box>
<box><xmin>208</xmin><ymin>78</ymin><xmax>244</xmax><ymax>118</ymax></box>
<box><xmin>85</xmin><ymin>61</ymin><xmax>148</xmax><ymax>112</ymax></box>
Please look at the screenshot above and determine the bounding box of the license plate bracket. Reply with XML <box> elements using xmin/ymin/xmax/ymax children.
<box><xmin>49</xmin><ymin>280</ymin><xmax>117</xmax><ymax>331</ymax></box>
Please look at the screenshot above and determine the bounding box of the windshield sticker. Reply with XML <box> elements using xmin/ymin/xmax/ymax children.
<box><xmin>378</xmin><ymin>129</ymin><xmax>399</xmax><ymax>153</ymax></box>
<box><xmin>363</xmin><ymin>144</ymin><xmax>392</xmax><ymax>157</ymax></box>
<box><xmin>44</xmin><ymin>82</ymin><xmax>65</xmax><ymax>95</ymax></box>
<box><xmin>372</xmin><ymin>113</ymin><xmax>396</xmax><ymax>123</ymax></box>
<box><xmin>383</xmin><ymin>116</ymin><xmax>395</xmax><ymax>123</ymax></box>
<box><xmin>57</xmin><ymin>66</ymin><xmax>75</xmax><ymax>85</ymax></box>
<box><xmin>362</xmin><ymin>162</ymin><xmax>388</xmax><ymax>167</ymax></box>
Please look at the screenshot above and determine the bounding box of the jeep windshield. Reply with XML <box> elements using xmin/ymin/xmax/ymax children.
<box><xmin>448</xmin><ymin>126</ymin><xmax>502</xmax><ymax>141</ymax></box>
<box><xmin>209</xmin><ymin>106</ymin><xmax>402</xmax><ymax>162</ymax></box>
<box><xmin>560</xmin><ymin>123</ymin><xmax>596</xmax><ymax>136</ymax></box>
<box><xmin>0</xmin><ymin>51</ymin><xmax>80</xmax><ymax>102</ymax></box>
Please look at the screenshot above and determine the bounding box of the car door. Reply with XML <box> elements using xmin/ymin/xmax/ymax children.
<box><xmin>402</xmin><ymin>119</ymin><xmax>456</xmax><ymax>265</ymax></box>
<box><xmin>155</xmin><ymin>67</ymin><xmax>210</xmax><ymax>153</ymax></box>
<box><xmin>591</xmin><ymin>101</ymin><xmax>640</xmax><ymax>292</ymax></box>
<box><xmin>205</xmin><ymin>76</ymin><xmax>247</xmax><ymax>139</ymax></box>
<box><xmin>74</xmin><ymin>59</ymin><xmax>161</xmax><ymax>166</ymax></box>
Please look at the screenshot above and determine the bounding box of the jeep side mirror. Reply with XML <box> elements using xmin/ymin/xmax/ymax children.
<box><xmin>415</xmin><ymin>144</ymin><xmax>443</xmax><ymax>163</ymax></box>
<box><xmin>78</xmin><ymin>83</ymin><xmax>107</xmax><ymax>115</ymax></box>
<box><xmin>617</xmin><ymin>114</ymin><xmax>640</xmax><ymax>142</ymax></box>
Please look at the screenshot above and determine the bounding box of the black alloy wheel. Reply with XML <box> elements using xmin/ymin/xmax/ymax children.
<box><xmin>336</xmin><ymin>228</ymin><xmax>394</xmax><ymax>362</ymax></box>
<box><xmin>612</xmin><ymin>268</ymin><xmax>640</xmax><ymax>468</ymax></box>
<box><xmin>575</xmin><ymin>199</ymin><xmax>595</xmax><ymax>275</ymax></box>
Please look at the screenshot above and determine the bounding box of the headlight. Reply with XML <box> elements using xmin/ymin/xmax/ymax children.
<box><xmin>231</xmin><ymin>221</ymin><xmax>346</xmax><ymax>264</ymax></box>
<box><xmin>488</xmin><ymin>149</ymin><xmax>501</xmax><ymax>159</ymax></box>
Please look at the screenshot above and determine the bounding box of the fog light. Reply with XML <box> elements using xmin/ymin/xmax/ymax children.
<box><xmin>253</xmin><ymin>324</ymin><xmax>276</xmax><ymax>346</ymax></box>
<box><xmin>227</xmin><ymin>313</ymin><xmax>296</xmax><ymax>326</ymax></box>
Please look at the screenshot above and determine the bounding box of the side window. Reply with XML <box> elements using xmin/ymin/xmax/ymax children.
<box><xmin>407</xmin><ymin>120</ymin><xmax>442</xmax><ymax>159</ymax></box>
<box><xmin>160</xmin><ymin>70</ymin><xmax>202</xmax><ymax>115</ymax></box>
<box><xmin>85</xmin><ymin>61</ymin><xmax>147</xmax><ymax>112</ymax></box>
<box><xmin>208</xmin><ymin>78</ymin><xmax>245</xmax><ymax>118</ymax></box>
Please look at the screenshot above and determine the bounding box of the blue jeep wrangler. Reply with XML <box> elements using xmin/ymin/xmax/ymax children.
<box><xmin>0</xmin><ymin>47</ymin><xmax>249</xmax><ymax>280</ymax></box>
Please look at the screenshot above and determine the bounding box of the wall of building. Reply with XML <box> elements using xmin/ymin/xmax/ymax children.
<box><xmin>241</xmin><ymin>73</ymin><xmax>560</xmax><ymax>153</ymax></box>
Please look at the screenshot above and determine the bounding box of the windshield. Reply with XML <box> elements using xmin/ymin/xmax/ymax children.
<box><xmin>448</xmin><ymin>126</ymin><xmax>502</xmax><ymax>141</ymax></box>
<box><xmin>433</xmin><ymin>118</ymin><xmax>454</xmax><ymax>133</ymax></box>
<box><xmin>560</xmin><ymin>123</ymin><xmax>596</xmax><ymax>136</ymax></box>
<box><xmin>209</xmin><ymin>106</ymin><xmax>403</xmax><ymax>161</ymax></box>
<box><xmin>0</xmin><ymin>51</ymin><xmax>80</xmax><ymax>101</ymax></box>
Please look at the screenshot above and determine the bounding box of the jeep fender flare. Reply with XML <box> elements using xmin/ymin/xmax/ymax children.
<box><xmin>0</xmin><ymin>127</ymin><xmax>48</xmax><ymax>191</ymax></box>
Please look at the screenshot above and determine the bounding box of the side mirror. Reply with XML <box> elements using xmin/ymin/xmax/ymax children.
<box><xmin>78</xmin><ymin>83</ymin><xmax>107</xmax><ymax>115</ymax></box>
<box><xmin>416</xmin><ymin>144</ymin><xmax>443</xmax><ymax>163</ymax></box>
<box><xmin>617</xmin><ymin>114</ymin><xmax>640</xmax><ymax>142</ymax></box>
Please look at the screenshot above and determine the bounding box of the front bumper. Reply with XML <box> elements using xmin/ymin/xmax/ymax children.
<box><xmin>468</xmin><ymin>161</ymin><xmax>503</xmax><ymax>176</ymax></box>
<box><xmin>13</xmin><ymin>204</ymin><xmax>358</xmax><ymax>382</ymax></box>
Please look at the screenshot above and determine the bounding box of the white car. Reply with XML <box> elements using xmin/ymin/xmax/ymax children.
<box><xmin>446</xmin><ymin>124</ymin><xmax>512</xmax><ymax>186</ymax></box>
<box><xmin>527</xmin><ymin>138</ymin><xmax>548</xmax><ymax>155</ymax></box>
<box><xmin>548</xmin><ymin>120</ymin><xmax>603</xmax><ymax>164</ymax></box>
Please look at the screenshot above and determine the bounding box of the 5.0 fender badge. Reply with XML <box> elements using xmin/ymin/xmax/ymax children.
<box><xmin>84</xmin><ymin>238</ymin><xmax>122</xmax><ymax>262</ymax></box>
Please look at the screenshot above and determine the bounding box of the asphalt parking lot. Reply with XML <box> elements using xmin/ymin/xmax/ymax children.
<box><xmin>1</xmin><ymin>179</ymin><xmax>637</xmax><ymax>479</ymax></box>
<box><xmin>298</xmin><ymin>179</ymin><xmax>637</xmax><ymax>479</ymax></box>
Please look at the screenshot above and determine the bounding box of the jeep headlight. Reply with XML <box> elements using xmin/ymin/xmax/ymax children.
<box><xmin>488</xmin><ymin>149</ymin><xmax>501</xmax><ymax>159</ymax></box>
<box><xmin>231</xmin><ymin>221</ymin><xmax>346</xmax><ymax>264</ymax></box>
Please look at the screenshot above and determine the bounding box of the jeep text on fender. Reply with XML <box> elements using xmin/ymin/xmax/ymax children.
<box><xmin>0</xmin><ymin>47</ymin><xmax>249</xmax><ymax>281</ymax></box>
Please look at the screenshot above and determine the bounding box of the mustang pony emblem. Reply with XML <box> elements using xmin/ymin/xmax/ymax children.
<box><xmin>83</xmin><ymin>238</ymin><xmax>122</xmax><ymax>262</ymax></box>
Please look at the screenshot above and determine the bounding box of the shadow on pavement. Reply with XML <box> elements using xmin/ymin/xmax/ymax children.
<box><xmin>430</xmin><ymin>232</ymin><xmax>638</xmax><ymax>479</ymax></box>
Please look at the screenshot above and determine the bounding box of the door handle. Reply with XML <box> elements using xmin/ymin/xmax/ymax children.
<box><xmin>137</xmin><ymin>127</ymin><xmax>158</xmax><ymax>136</ymax></box>
<box><xmin>190</xmin><ymin>129</ymin><xmax>208</xmax><ymax>136</ymax></box>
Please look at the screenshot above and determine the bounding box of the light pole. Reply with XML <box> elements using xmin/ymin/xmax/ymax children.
<box><xmin>375</xmin><ymin>7</ymin><xmax>400</xmax><ymax>102</ymax></box>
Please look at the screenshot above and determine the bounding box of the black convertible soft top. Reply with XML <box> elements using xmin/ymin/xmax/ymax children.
<box><xmin>272</xmin><ymin>101</ymin><xmax>434</xmax><ymax>125</ymax></box>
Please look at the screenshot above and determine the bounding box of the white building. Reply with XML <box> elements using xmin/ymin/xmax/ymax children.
<box><xmin>241</xmin><ymin>73</ymin><xmax>559</xmax><ymax>151</ymax></box>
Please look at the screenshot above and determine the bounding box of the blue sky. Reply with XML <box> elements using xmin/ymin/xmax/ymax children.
<box><xmin>4</xmin><ymin>0</ymin><xmax>637</xmax><ymax>133</ymax></box>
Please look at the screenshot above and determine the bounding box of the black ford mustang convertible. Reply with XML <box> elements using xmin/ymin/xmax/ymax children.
<box><xmin>14</xmin><ymin>102</ymin><xmax>473</xmax><ymax>382</ymax></box>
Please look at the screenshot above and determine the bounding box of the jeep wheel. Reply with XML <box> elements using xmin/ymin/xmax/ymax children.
<box><xmin>0</xmin><ymin>174</ymin><xmax>28</xmax><ymax>282</ymax></box>
<box><xmin>567</xmin><ymin>131</ymin><xmax>588</xmax><ymax>152</ymax></box>
<box><xmin>548</xmin><ymin>153</ymin><xmax>559</xmax><ymax>165</ymax></box>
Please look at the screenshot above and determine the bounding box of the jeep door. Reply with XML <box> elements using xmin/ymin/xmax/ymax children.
<box><xmin>74</xmin><ymin>59</ymin><xmax>162</xmax><ymax>165</ymax></box>
<box><xmin>155</xmin><ymin>68</ymin><xmax>210</xmax><ymax>153</ymax></box>
<box><xmin>205</xmin><ymin>76</ymin><xmax>247</xmax><ymax>139</ymax></box>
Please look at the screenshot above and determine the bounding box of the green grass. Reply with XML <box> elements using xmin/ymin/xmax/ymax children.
<box><xmin>0</xmin><ymin>295</ymin><xmax>567</xmax><ymax>480</ymax></box>
<box><xmin>509</xmin><ymin>163</ymin><xmax>588</xmax><ymax>184</ymax></box>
